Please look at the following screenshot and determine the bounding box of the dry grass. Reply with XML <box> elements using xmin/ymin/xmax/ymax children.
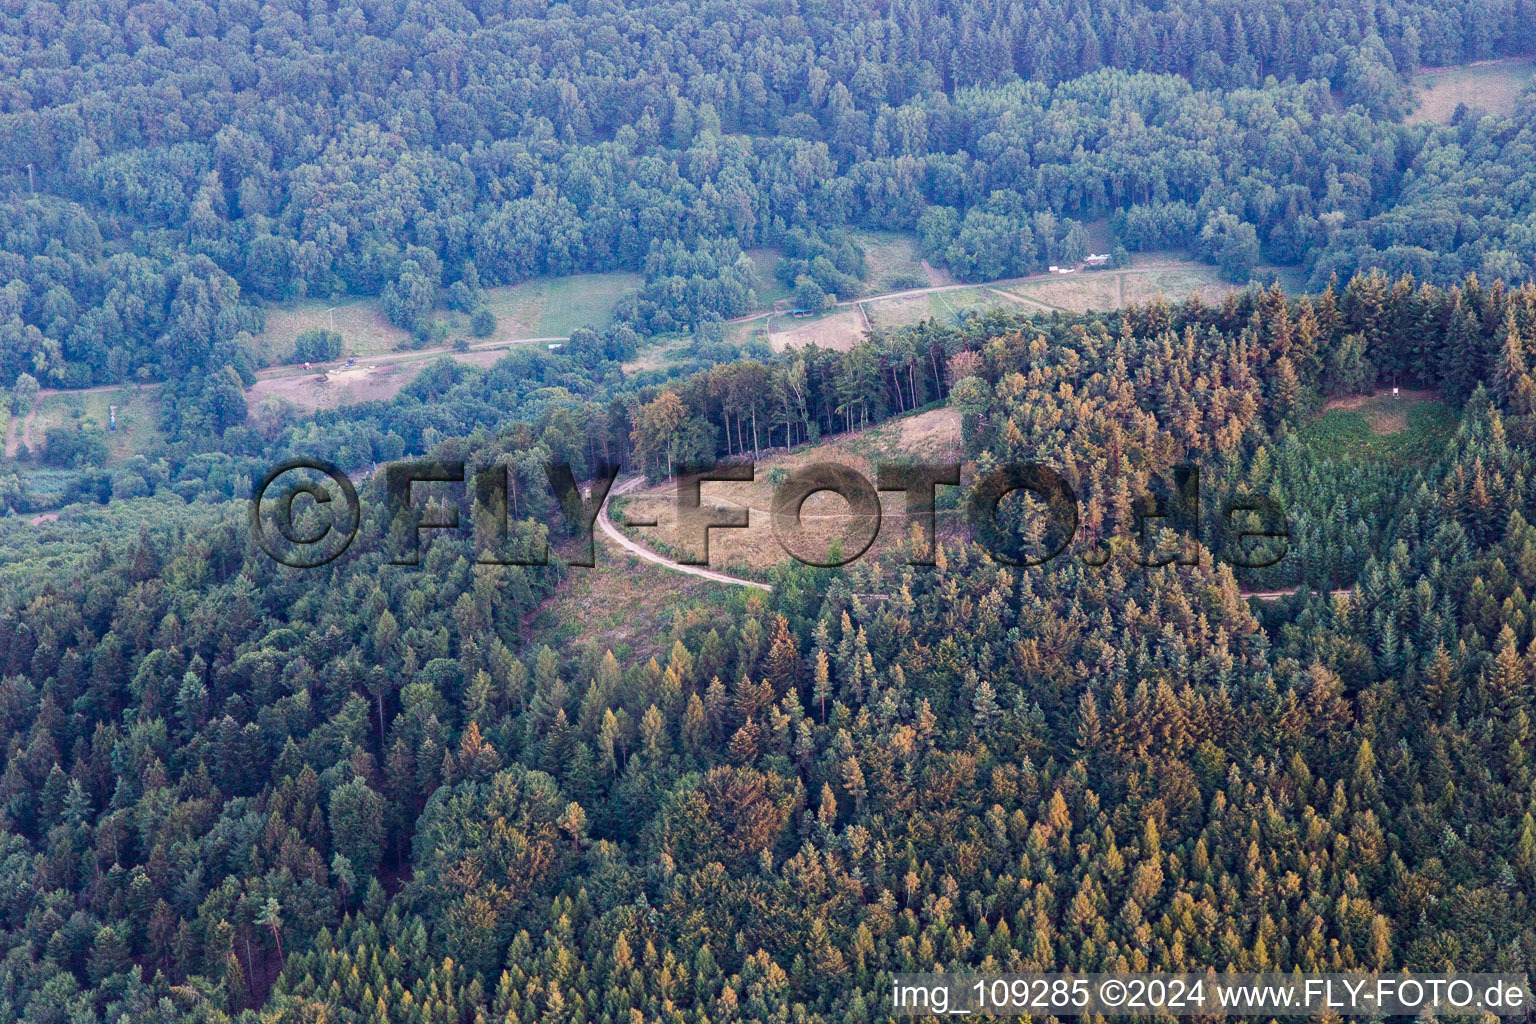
<box><xmin>1119</xmin><ymin>266</ymin><xmax>1237</xmax><ymax>305</ymax></box>
<box><xmin>616</xmin><ymin>408</ymin><xmax>964</xmax><ymax>572</ymax></box>
<box><xmin>865</xmin><ymin>288</ymin><xmax>1009</xmax><ymax>329</ymax></box>
<box><xmin>1409</xmin><ymin>58</ymin><xmax>1535</xmax><ymax>124</ymax></box>
<box><xmin>1005</xmin><ymin>272</ymin><xmax>1121</xmax><ymax>312</ymax></box>
<box><xmin>255</xmin><ymin>298</ymin><xmax>410</xmax><ymax>361</ymax></box>
<box><xmin>516</xmin><ymin>538</ymin><xmax>741</xmax><ymax>664</ymax></box>
<box><xmin>768</xmin><ymin>307</ymin><xmax>868</xmax><ymax>352</ymax></box>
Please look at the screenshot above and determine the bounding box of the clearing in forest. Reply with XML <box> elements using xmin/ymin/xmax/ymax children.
<box><xmin>864</xmin><ymin>287</ymin><xmax>1011</xmax><ymax>328</ymax></box>
<box><xmin>516</xmin><ymin>539</ymin><xmax>739</xmax><ymax>666</ymax></box>
<box><xmin>245</xmin><ymin>348</ymin><xmax>512</xmax><ymax>416</ymax></box>
<box><xmin>1304</xmin><ymin>390</ymin><xmax>1456</xmax><ymax>465</ymax></box>
<box><xmin>465</xmin><ymin>271</ymin><xmax>641</xmax><ymax>341</ymax></box>
<box><xmin>608</xmin><ymin>407</ymin><xmax>964</xmax><ymax>575</ymax></box>
<box><xmin>254</xmin><ymin>297</ymin><xmax>410</xmax><ymax>362</ymax></box>
<box><xmin>1409</xmin><ymin>57</ymin><xmax>1535</xmax><ymax>124</ymax></box>
<box><xmin>850</xmin><ymin>230</ymin><xmax>938</xmax><ymax>291</ymax></box>
<box><xmin>12</xmin><ymin>388</ymin><xmax>163</xmax><ymax>462</ymax></box>
<box><xmin>767</xmin><ymin>307</ymin><xmax>869</xmax><ymax>352</ymax></box>
<box><xmin>743</xmin><ymin>248</ymin><xmax>793</xmax><ymax>306</ymax></box>
<box><xmin>251</xmin><ymin>271</ymin><xmax>638</xmax><ymax>363</ymax></box>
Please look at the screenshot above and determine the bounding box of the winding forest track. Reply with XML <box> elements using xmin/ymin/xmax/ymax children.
<box><xmin>597</xmin><ymin>476</ymin><xmax>772</xmax><ymax>591</ymax></box>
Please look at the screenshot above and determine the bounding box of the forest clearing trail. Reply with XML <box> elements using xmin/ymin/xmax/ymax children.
<box><xmin>598</xmin><ymin>476</ymin><xmax>772</xmax><ymax>591</ymax></box>
<box><xmin>1241</xmin><ymin>586</ymin><xmax>1354</xmax><ymax>601</ymax></box>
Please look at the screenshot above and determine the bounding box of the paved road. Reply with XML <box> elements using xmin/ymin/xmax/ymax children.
<box><xmin>597</xmin><ymin>476</ymin><xmax>772</xmax><ymax>591</ymax></box>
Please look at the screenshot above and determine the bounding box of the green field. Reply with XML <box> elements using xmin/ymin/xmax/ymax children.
<box><xmin>1300</xmin><ymin>395</ymin><xmax>1457</xmax><ymax>465</ymax></box>
<box><xmin>252</xmin><ymin>272</ymin><xmax>641</xmax><ymax>363</ymax></box>
<box><xmin>850</xmin><ymin>229</ymin><xmax>939</xmax><ymax>291</ymax></box>
<box><xmin>743</xmin><ymin>248</ymin><xmax>793</xmax><ymax>305</ymax></box>
<box><xmin>865</xmin><ymin>287</ymin><xmax>1010</xmax><ymax>329</ymax></box>
<box><xmin>253</xmin><ymin>296</ymin><xmax>410</xmax><ymax>362</ymax></box>
<box><xmin>480</xmin><ymin>271</ymin><xmax>642</xmax><ymax>337</ymax></box>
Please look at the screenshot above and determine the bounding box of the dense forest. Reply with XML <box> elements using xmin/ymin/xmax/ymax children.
<box><xmin>0</xmin><ymin>267</ymin><xmax>1534</xmax><ymax>1022</ymax></box>
<box><xmin>3</xmin><ymin>0</ymin><xmax>1536</xmax><ymax>394</ymax></box>
<box><xmin>4</xmin><ymin>1</ymin><xmax>1536</xmax><ymax>1023</ymax></box>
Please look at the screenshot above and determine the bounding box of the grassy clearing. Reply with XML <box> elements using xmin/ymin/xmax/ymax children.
<box><xmin>255</xmin><ymin>298</ymin><xmax>409</xmax><ymax>362</ymax></box>
<box><xmin>1006</xmin><ymin>272</ymin><xmax>1121</xmax><ymax>312</ymax></box>
<box><xmin>1301</xmin><ymin>394</ymin><xmax>1457</xmax><ymax>465</ymax></box>
<box><xmin>621</xmin><ymin>336</ymin><xmax>695</xmax><ymax>374</ymax></box>
<box><xmin>1409</xmin><ymin>58</ymin><xmax>1535</xmax><ymax>124</ymax></box>
<box><xmin>850</xmin><ymin>229</ymin><xmax>934</xmax><ymax>291</ymax></box>
<box><xmin>743</xmin><ymin>248</ymin><xmax>792</xmax><ymax>306</ymax></box>
<box><xmin>534</xmin><ymin>272</ymin><xmax>641</xmax><ymax>335</ymax></box>
<box><xmin>471</xmin><ymin>271</ymin><xmax>642</xmax><ymax>340</ymax></box>
<box><xmin>252</xmin><ymin>271</ymin><xmax>640</xmax><ymax>363</ymax></box>
<box><xmin>865</xmin><ymin>287</ymin><xmax>1009</xmax><ymax>330</ymax></box>
<box><xmin>616</xmin><ymin>407</ymin><xmax>963</xmax><ymax>573</ymax></box>
<box><xmin>1120</xmin><ymin>265</ymin><xmax>1238</xmax><ymax>306</ymax></box>
<box><xmin>1082</xmin><ymin>217</ymin><xmax>1116</xmax><ymax>253</ymax></box>
<box><xmin>517</xmin><ymin>543</ymin><xmax>742</xmax><ymax>664</ymax></box>
<box><xmin>22</xmin><ymin>388</ymin><xmax>163</xmax><ymax>461</ymax></box>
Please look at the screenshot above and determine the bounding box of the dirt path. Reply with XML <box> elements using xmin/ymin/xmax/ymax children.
<box><xmin>989</xmin><ymin>287</ymin><xmax>1063</xmax><ymax>313</ymax></box>
<box><xmin>725</xmin><ymin>274</ymin><xmax>1091</xmax><ymax>326</ymax></box>
<box><xmin>6</xmin><ymin>406</ymin><xmax>39</xmax><ymax>457</ymax></box>
<box><xmin>598</xmin><ymin>476</ymin><xmax>772</xmax><ymax>591</ymax></box>
<box><xmin>252</xmin><ymin>335</ymin><xmax>566</xmax><ymax>383</ymax></box>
